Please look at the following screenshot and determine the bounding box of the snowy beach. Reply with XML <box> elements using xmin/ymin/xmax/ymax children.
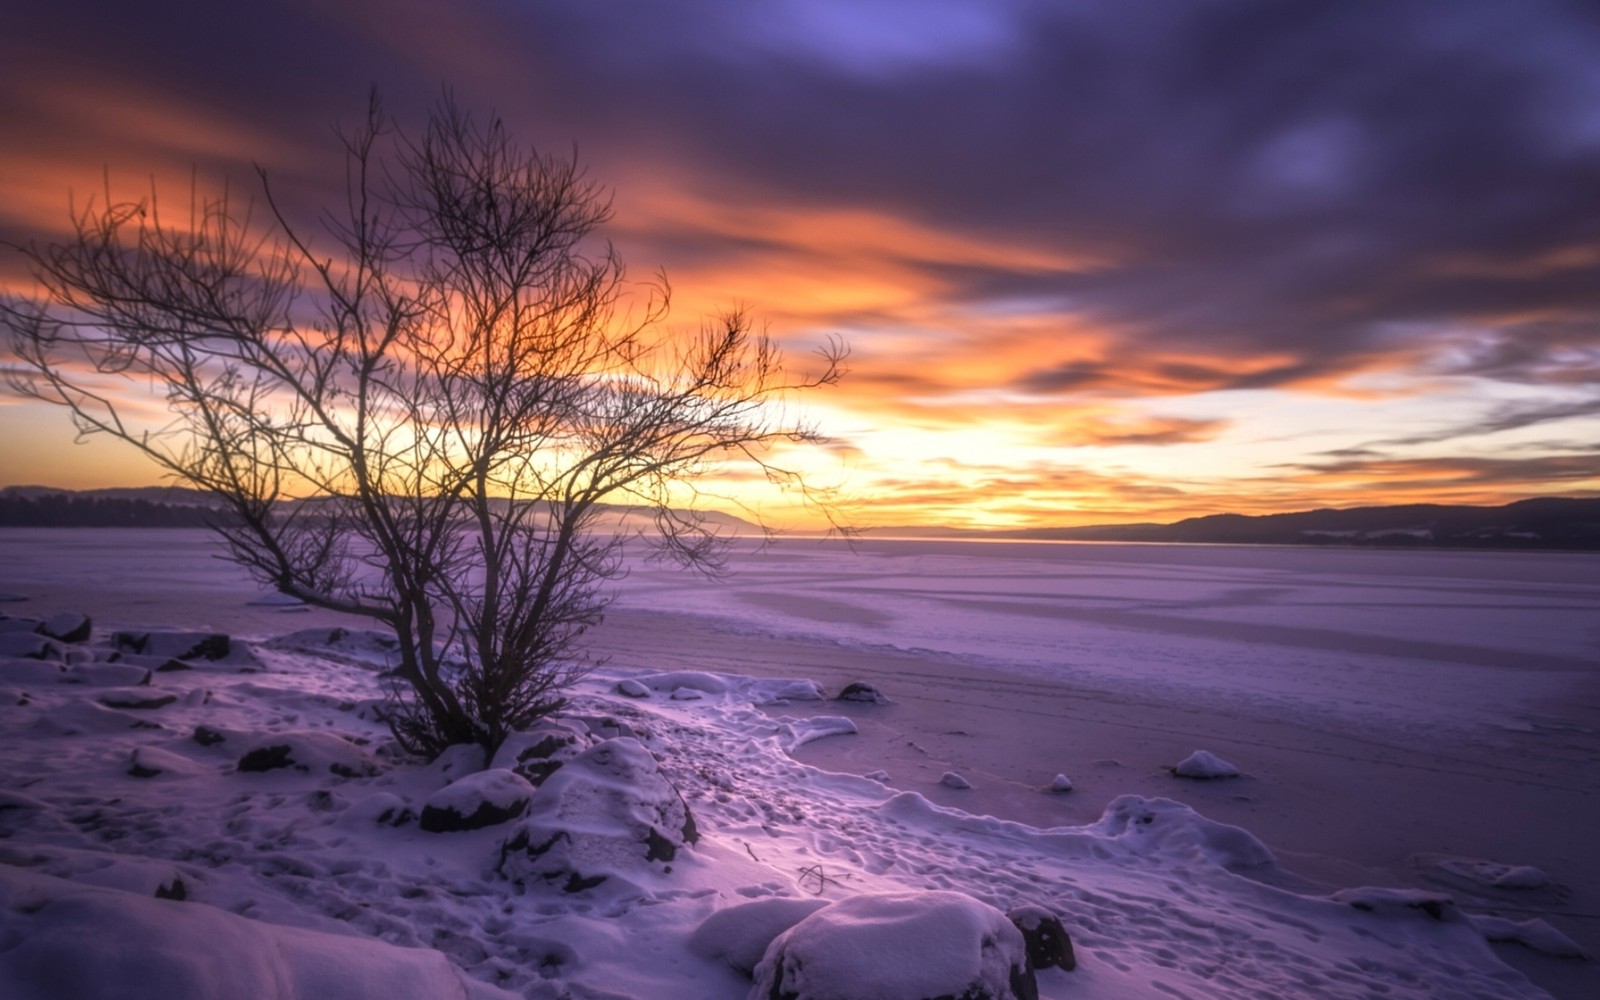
<box><xmin>1</xmin><ymin>528</ymin><xmax>1595</xmax><ymax>998</ymax></box>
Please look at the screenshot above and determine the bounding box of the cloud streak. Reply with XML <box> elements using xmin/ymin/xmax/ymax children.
<box><xmin>3</xmin><ymin>0</ymin><xmax>1598</xmax><ymax>524</ymax></box>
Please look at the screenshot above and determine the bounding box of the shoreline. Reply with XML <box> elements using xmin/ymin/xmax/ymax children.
<box><xmin>590</xmin><ymin>606</ymin><xmax>1600</xmax><ymax>999</ymax></box>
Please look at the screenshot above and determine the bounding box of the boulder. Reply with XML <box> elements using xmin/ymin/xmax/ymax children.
<box><xmin>496</xmin><ymin>737</ymin><xmax>697</xmax><ymax>893</ymax></box>
<box><xmin>940</xmin><ymin>771</ymin><xmax>972</xmax><ymax>790</ymax></box>
<box><xmin>615</xmin><ymin>678</ymin><xmax>651</xmax><ymax>698</ymax></box>
<box><xmin>420</xmin><ymin>769</ymin><xmax>535</xmax><ymax>832</ymax></box>
<box><xmin>834</xmin><ymin>682</ymin><xmax>888</xmax><ymax>705</ymax></box>
<box><xmin>689</xmin><ymin>897</ymin><xmax>831</xmax><ymax>974</ymax></box>
<box><xmin>111</xmin><ymin>630</ymin><xmax>231</xmax><ymax>662</ymax></box>
<box><xmin>37</xmin><ymin>613</ymin><xmax>92</xmax><ymax>644</ymax></box>
<box><xmin>751</xmin><ymin>890</ymin><xmax>1038</xmax><ymax>1000</ymax></box>
<box><xmin>235</xmin><ymin>732</ymin><xmax>378</xmax><ymax>778</ymax></box>
<box><xmin>1007</xmin><ymin>904</ymin><xmax>1076</xmax><ymax>971</ymax></box>
<box><xmin>0</xmin><ymin>633</ymin><xmax>62</xmax><ymax>661</ymax></box>
<box><xmin>489</xmin><ymin>719</ymin><xmax>596</xmax><ymax>786</ymax></box>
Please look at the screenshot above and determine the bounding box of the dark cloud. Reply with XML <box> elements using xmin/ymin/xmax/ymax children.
<box><xmin>1376</xmin><ymin>395</ymin><xmax>1600</xmax><ymax>447</ymax></box>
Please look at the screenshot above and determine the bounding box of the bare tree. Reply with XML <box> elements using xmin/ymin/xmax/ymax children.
<box><xmin>4</xmin><ymin>94</ymin><xmax>845</xmax><ymax>758</ymax></box>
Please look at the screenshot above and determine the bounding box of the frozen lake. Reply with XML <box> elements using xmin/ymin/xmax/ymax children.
<box><xmin>611</xmin><ymin>537</ymin><xmax>1600</xmax><ymax>740</ymax></box>
<box><xmin>3</xmin><ymin>529</ymin><xmax>1594</xmax><ymax>741</ymax></box>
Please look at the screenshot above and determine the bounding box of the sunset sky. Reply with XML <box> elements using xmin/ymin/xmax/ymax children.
<box><xmin>3</xmin><ymin>0</ymin><xmax>1598</xmax><ymax>529</ymax></box>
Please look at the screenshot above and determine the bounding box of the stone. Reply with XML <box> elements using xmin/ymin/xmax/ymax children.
<box><xmin>420</xmin><ymin>769</ymin><xmax>535</xmax><ymax>832</ymax></box>
<box><xmin>496</xmin><ymin>737</ymin><xmax>697</xmax><ymax>892</ymax></box>
<box><xmin>835</xmin><ymin>682</ymin><xmax>889</xmax><ymax>704</ymax></box>
<box><xmin>752</xmin><ymin>890</ymin><xmax>1038</xmax><ymax>1000</ymax></box>
<box><xmin>37</xmin><ymin>613</ymin><xmax>92</xmax><ymax>644</ymax></box>
<box><xmin>941</xmin><ymin>771</ymin><xmax>972</xmax><ymax>790</ymax></box>
<box><xmin>1007</xmin><ymin>904</ymin><xmax>1076</xmax><ymax>971</ymax></box>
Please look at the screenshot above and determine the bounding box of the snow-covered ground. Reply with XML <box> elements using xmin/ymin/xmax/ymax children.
<box><xmin>1</xmin><ymin>529</ymin><xmax>1595</xmax><ymax>998</ymax></box>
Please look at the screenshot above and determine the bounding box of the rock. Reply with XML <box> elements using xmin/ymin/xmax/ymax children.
<box><xmin>496</xmin><ymin>737</ymin><xmax>698</xmax><ymax>892</ymax></box>
<box><xmin>688</xmin><ymin>897</ymin><xmax>831</xmax><ymax>974</ymax></box>
<box><xmin>37</xmin><ymin>613</ymin><xmax>92</xmax><ymax>644</ymax></box>
<box><xmin>1007</xmin><ymin>904</ymin><xmax>1076</xmax><ymax>971</ymax></box>
<box><xmin>670</xmin><ymin>686</ymin><xmax>704</xmax><ymax>701</ymax></box>
<box><xmin>420</xmin><ymin>769</ymin><xmax>535</xmax><ymax>832</ymax></box>
<box><xmin>489</xmin><ymin>719</ymin><xmax>596</xmax><ymax>787</ymax></box>
<box><xmin>235</xmin><ymin>732</ymin><xmax>378</xmax><ymax>778</ymax></box>
<box><xmin>1049</xmin><ymin>774</ymin><xmax>1074</xmax><ymax>793</ymax></box>
<box><xmin>615</xmin><ymin>678</ymin><xmax>651</xmax><ymax>698</ymax></box>
<box><xmin>111</xmin><ymin>630</ymin><xmax>231</xmax><ymax>662</ymax></box>
<box><xmin>1171</xmin><ymin>750</ymin><xmax>1241</xmax><ymax>780</ymax></box>
<box><xmin>98</xmin><ymin>689</ymin><xmax>178</xmax><ymax>710</ymax></box>
<box><xmin>941</xmin><ymin>771</ymin><xmax>972</xmax><ymax>790</ymax></box>
<box><xmin>835</xmin><ymin>682</ymin><xmax>889</xmax><ymax>704</ymax></box>
<box><xmin>128</xmin><ymin>747</ymin><xmax>209</xmax><ymax>779</ymax></box>
<box><xmin>66</xmin><ymin>662</ymin><xmax>153</xmax><ymax>687</ymax></box>
<box><xmin>0</xmin><ymin>658</ymin><xmax>66</xmax><ymax>684</ymax></box>
<box><xmin>192</xmin><ymin>725</ymin><xmax>228</xmax><ymax>747</ymax></box>
<box><xmin>0</xmin><ymin>632</ymin><xmax>63</xmax><ymax>661</ymax></box>
<box><xmin>751</xmin><ymin>890</ymin><xmax>1038</xmax><ymax>1000</ymax></box>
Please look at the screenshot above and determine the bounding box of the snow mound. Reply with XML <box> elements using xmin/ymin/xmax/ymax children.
<box><xmin>1171</xmin><ymin>748</ymin><xmax>1240</xmax><ymax>779</ymax></box>
<box><xmin>420</xmin><ymin>768</ymin><xmax>534</xmax><ymax>832</ymax></box>
<box><xmin>263</xmin><ymin>627</ymin><xmax>401</xmax><ymax>669</ymax></box>
<box><xmin>688</xmin><ymin>896</ymin><xmax>830</xmax><ymax>974</ymax></box>
<box><xmin>1091</xmin><ymin>795</ymin><xmax>1275</xmax><ymax>869</ymax></box>
<box><xmin>1049</xmin><ymin>773</ymin><xmax>1073</xmax><ymax>793</ymax></box>
<box><xmin>496</xmin><ymin>737</ymin><xmax>698</xmax><ymax>892</ymax></box>
<box><xmin>941</xmin><ymin>771</ymin><xmax>972</xmax><ymax>789</ymax></box>
<box><xmin>0</xmin><ymin>866</ymin><xmax>516</xmax><ymax>1000</ymax></box>
<box><xmin>775</xmin><ymin>715</ymin><xmax>858</xmax><ymax>750</ymax></box>
<box><xmin>750</xmin><ymin>890</ymin><xmax>1035</xmax><ymax>1000</ymax></box>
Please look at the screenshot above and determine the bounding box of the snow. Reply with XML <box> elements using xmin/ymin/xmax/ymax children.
<box><xmin>750</xmin><ymin>890</ymin><xmax>1032</xmax><ymax>1000</ymax></box>
<box><xmin>1171</xmin><ymin>748</ymin><xmax>1241</xmax><ymax>779</ymax></box>
<box><xmin>0</xmin><ymin>529</ymin><xmax>1591</xmax><ymax>999</ymax></box>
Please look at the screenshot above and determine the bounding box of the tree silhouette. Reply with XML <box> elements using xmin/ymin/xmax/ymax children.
<box><xmin>4</xmin><ymin>93</ymin><xmax>845</xmax><ymax>757</ymax></box>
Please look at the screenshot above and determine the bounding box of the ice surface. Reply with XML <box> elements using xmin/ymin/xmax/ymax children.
<box><xmin>0</xmin><ymin>529</ymin><xmax>1589</xmax><ymax>998</ymax></box>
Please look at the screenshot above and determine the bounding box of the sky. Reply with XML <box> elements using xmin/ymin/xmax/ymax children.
<box><xmin>2</xmin><ymin>0</ymin><xmax>1598</xmax><ymax>529</ymax></box>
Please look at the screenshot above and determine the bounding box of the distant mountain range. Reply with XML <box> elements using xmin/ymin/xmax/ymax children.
<box><xmin>872</xmin><ymin>497</ymin><xmax>1600</xmax><ymax>551</ymax></box>
<box><xmin>4</xmin><ymin>487</ymin><xmax>1598</xmax><ymax>550</ymax></box>
<box><xmin>0</xmin><ymin>486</ymin><xmax>761</xmax><ymax>534</ymax></box>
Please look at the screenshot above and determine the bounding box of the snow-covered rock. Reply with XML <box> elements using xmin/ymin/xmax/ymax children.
<box><xmin>420</xmin><ymin>768</ymin><xmax>534</xmax><ymax>832</ymax></box>
<box><xmin>0</xmin><ymin>866</ymin><xmax>517</xmax><ymax>1000</ymax></box>
<box><xmin>127</xmin><ymin>746</ymin><xmax>210</xmax><ymax>779</ymax></box>
<box><xmin>1007</xmin><ymin>904</ymin><xmax>1076</xmax><ymax>971</ymax></box>
<box><xmin>1049</xmin><ymin>773</ymin><xmax>1073</xmax><ymax>793</ymax></box>
<box><xmin>234</xmin><ymin>731</ymin><xmax>379</xmax><ymax>778</ymax></box>
<box><xmin>688</xmin><ymin>896</ymin><xmax>830</xmax><ymax>974</ymax></box>
<box><xmin>0</xmin><ymin>658</ymin><xmax>65</xmax><ymax>684</ymax></box>
<box><xmin>65</xmin><ymin>662</ymin><xmax>152</xmax><ymax>687</ymax></box>
<box><xmin>615</xmin><ymin>678</ymin><xmax>651</xmax><ymax>698</ymax></box>
<box><xmin>940</xmin><ymin>771</ymin><xmax>972</xmax><ymax>790</ymax></box>
<box><xmin>496</xmin><ymin>737</ymin><xmax>697</xmax><ymax>892</ymax></box>
<box><xmin>489</xmin><ymin>718</ymin><xmax>596</xmax><ymax>786</ymax></box>
<box><xmin>0</xmin><ymin>633</ymin><xmax>62</xmax><ymax>661</ymax></box>
<box><xmin>834</xmin><ymin>682</ymin><xmax>889</xmax><ymax>704</ymax></box>
<box><xmin>671</xmin><ymin>686</ymin><xmax>704</xmax><ymax>701</ymax></box>
<box><xmin>111</xmin><ymin>630</ymin><xmax>231</xmax><ymax>662</ymax></box>
<box><xmin>38</xmin><ymin>612</ymin><xmax>92</xmax><ymax>644</ymax></box>
<box><xmin>1171</xmin><ymin>749</ymin><xmax>1240</xmax><ymax>779</ymax></box>
<box><xmin>750</xmin><ymin>890</ymin><xmax>1037</xmax><ymax>1000</ymax></box>
<box><xmin>1091</xmin><ymin>795</ymin><xmax>1275</xmax><ymax>869</ymax></box>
